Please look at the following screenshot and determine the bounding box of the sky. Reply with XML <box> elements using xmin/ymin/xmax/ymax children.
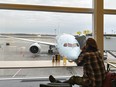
<box><xmin>0</xmin><ymin>0</ymin><xmax>92</xmax><ymax>7</ymax></box>
<box><xmin>0</xmin><ymin>0</ymin><xmax>116</xmax><ymax>34</ymax></box>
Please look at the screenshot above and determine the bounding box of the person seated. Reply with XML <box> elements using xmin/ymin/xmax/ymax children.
<box><xmin>49</xmin><ymin>38</ymin><xmax>106</xmax><ymax>87</ymax></box>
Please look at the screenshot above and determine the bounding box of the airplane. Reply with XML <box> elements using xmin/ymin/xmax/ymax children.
<box><xmin>0</xmin><ymin>34</ymin><xmax>86</xmax><ymax>60</ymax></box>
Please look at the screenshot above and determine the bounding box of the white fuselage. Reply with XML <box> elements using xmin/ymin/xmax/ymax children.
<box><xmin>56</xmin><ymin>34</ymin><xmax>81</xmax><ymax>60</ymax></box>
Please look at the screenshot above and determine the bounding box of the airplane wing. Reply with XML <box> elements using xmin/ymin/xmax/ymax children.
<box><xmin>12</xmin><ymin>37</ymin><xmax>56</xmax><ymax>46</ymax></box>
<box><xmin>0</xmin><ymin>35</ymin><xmax>56</xmax><ymax>46</ymax></box>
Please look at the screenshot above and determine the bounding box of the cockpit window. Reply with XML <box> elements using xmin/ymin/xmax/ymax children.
<box><xmin>76</xmin><ymin>43</ymin><xmax>79</xmax><ymax>47</ymax></box>
<box><xmin>63</xmin><ymin>43</ymin><xmax>79</xmax><ymax>47</ymax></box>
<box><xmin>64</xmin><ymin>43</ymin><xmax>68</xmax><ymax>47</ymax></box>
<box><xmin>68</xmin><ymin>43</ymin><xmax>72</xmax><ymax>47</ymax></box>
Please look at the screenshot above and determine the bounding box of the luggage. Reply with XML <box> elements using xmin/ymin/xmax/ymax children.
<box><xmin>112</xmin><ymin>79</ymin><xmax>116</xmax><ymax>87</ymax></box>
<box><xmin>102</xmin><ymin>72</ymin><xmax>116</xmax><ymax>87</ymax></box>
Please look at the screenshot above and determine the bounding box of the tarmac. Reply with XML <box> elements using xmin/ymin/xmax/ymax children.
<box><xmin>0</xmin><ymin>35</ymin><xmax>83</xmax><ymax>87</ymax></box>
<box><xmin>0</xmin><ymin>34</ymin><xmax>115</xmax><ymax>87</ymax></box>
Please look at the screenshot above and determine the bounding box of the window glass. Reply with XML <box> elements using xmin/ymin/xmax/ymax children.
<box><xmin>0</xmin><ymin>0</ymin><xmax>92</xmax><ymax>8</ymax></box>
<box><xmin>104</xmin><ymin>15</ymin><xmax>116</xmax><ymax>34</ymax></box>
<box><xmin>104</xmin><ymin>15</ymin><xmax>116</xmax><ymax>51</ymax></box>
<box><xmin>104</xmin><ymin>0</ymin><xmax>116</xmax><ymax>9</ymax></box>
<box><xmin>0</xmin><ymin>10</ymin><xmax>92</xmax><ymax>35</ymax></box>
<box><xmin>0</xmin><ymin>10</ymin><xmax>92</xmax><ymax>61</ymax></box>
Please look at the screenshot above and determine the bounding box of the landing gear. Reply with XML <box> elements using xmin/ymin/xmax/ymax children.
<box><xmin>48</xmin><ymin>45</ymin><xmax>53</xmax><ymax>54</ymax></box>
<box><xmin>48</xmin><ymin>49</ymin><xmax>53</xmax><ymax>54</ymax></box>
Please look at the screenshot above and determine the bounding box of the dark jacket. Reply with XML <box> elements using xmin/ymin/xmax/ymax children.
<box><xmin>78</xmin><ymin>51</ymin><xmax>106</xmax><ymax>87</ymax></box>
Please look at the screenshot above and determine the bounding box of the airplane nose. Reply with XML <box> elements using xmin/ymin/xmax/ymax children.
<box><xmin>72</xmin><ymin>53</ymin><xmax>79</xmax><ymax>58</ymax></box>
<box><xmin>68</xmin><ymin>50</ymin><xmax>80</xmax><ymax>60</ymax></box>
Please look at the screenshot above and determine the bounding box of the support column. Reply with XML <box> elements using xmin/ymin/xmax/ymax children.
<box><xmin>93</xmin><ymin>0</ymin><xmax>104</xmax><ymax>56</ymax></box>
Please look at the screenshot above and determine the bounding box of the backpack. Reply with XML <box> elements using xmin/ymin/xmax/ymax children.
<box><xmin>102</xmin><ymin>72</ymin><xmax>116</xmax><ymax>87</ymax></box>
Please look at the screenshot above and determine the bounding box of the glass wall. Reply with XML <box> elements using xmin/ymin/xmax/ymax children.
<box><xmin>0</xmin><ymin>0</ymin><xmax>116</xmax><ymax>81</ymax></box>
<box><xmin>104</xmin><ymin>15</ymin><xmax>116</xmax><ymax>34</ymax></box>
<box><xmin>0</xmin><ymin>10</ymin><xmax>92</xmax><ymax>34</ymax></box>
<box><xmin>104</xmin><ymin>0</ymin><xmax>116</xmax><ymax>9</ymax></box>
<box><xmin>0</xmin><ymin>1</ymin><xmax>92</xmax><ymax>79</ymax></box>
<box><xmin>0</xmin><ymin>10</ymin><xmax>92</xmax><ymax>61</ymax></box>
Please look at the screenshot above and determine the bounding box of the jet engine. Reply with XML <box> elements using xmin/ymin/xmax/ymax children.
<box><xmin>29</xmin><ymin>43</ymin><xmax>41</xmax><ymax>54</ymax></box>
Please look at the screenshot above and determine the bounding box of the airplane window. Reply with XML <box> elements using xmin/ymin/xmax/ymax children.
<box><xmin>72</xmin><ymin>43</ymin><xmax>78</xmax><ymax>47</ymax></box>
<box><xmin>68</xmin><ymin>43</ymin><xmax>72</xmax><ymax>47</ymax></box>
<box><xmin>76</xmin><ymin>43</ymin><xmax>79</xmax><ymax>47</ymax></box>
<box><xmin>63</xmin><ymin>43</ymin><xmax>67</xmax><ymax>47</ymax></box>
<box><xmin>63</xmin><ymin>43</ymin><xmax>78</xmax><ymax>47</ymax></box>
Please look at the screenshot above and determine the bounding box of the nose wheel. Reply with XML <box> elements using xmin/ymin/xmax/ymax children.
<box><xmin>48</xmin><ymin>49</ymin><xmax>53</xmax><ymax>54</ymax></box>
<box><xmin>48</xmin><ymin>45</ymin><xmax>53</xmax><ymax>54</ymax></box>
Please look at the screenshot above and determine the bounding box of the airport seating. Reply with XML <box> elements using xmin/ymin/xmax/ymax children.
<box><xmin>40</xmin><ymin>83</ymin><xmax>72</xmax><ymax>87</ymax></box>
